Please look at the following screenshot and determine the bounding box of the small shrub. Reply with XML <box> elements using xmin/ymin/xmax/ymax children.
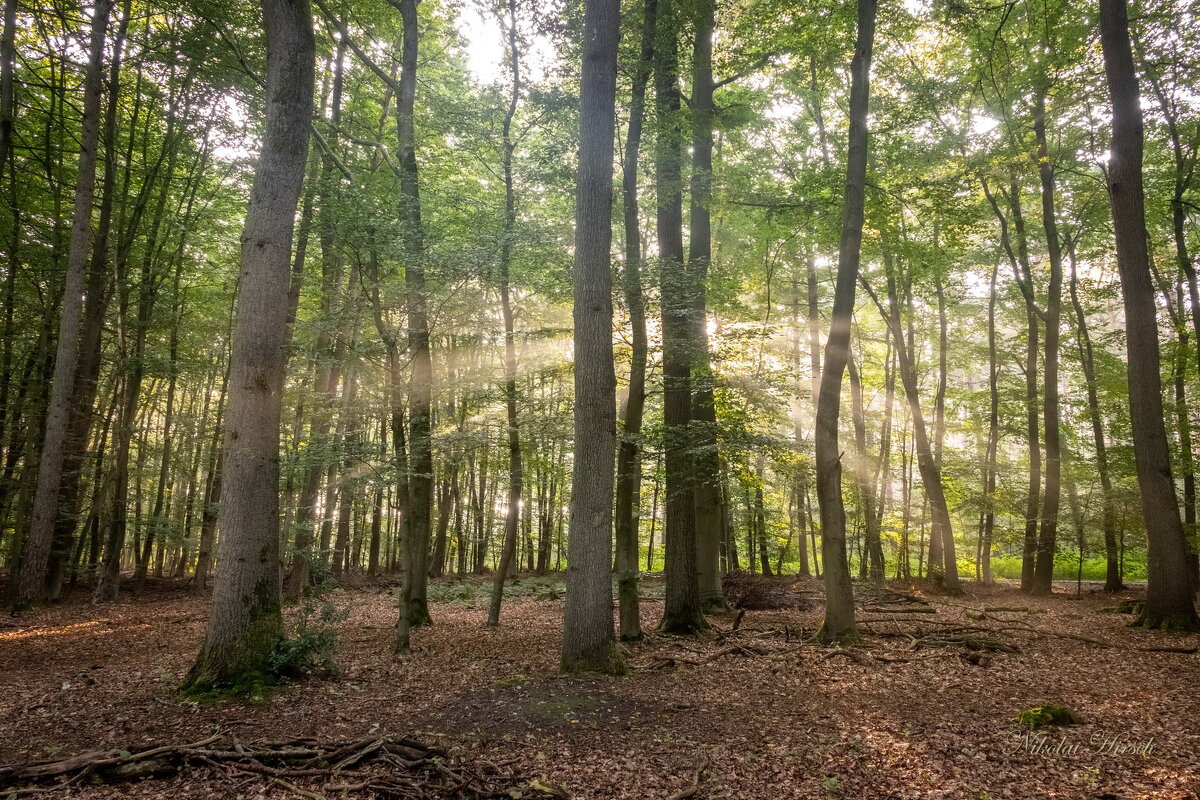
<box><xmin>425</xmin><ymin>581</ymin><xmax>478</xmax><ymax>604</ymax></box>
<box><xmin>1018</xmin><ymin>703</ymin><xmax>1082</xmax><ymax>730</ymax></box>
<box><xmin>272</xmin><ymin>569</ymin><xmax>347</xmax><ymax>680</ymax></box>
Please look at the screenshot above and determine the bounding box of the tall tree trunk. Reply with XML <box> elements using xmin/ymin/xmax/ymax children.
<box><xmin>656</xmin><ymin>0</ymin><xmax>708</xmax><ymax>636</ymax></box>
<box><xmin>560</xmin><ymin>0</ymin><xmax>624</xmax><ymax>674</ymax></box>
<box><xmin>96</xmin><ymin>83</ymin><xmax>182</xmax><ymax>603</ymax></box>
<box><xmin>981</xmin><ymin>261</ymin><xmax>1000</xmax><ymax>586</ymax></box>
<box><xmin>981</xmin><ymin>177</ymin><xmax>1040</xmax><ymax>593</ymax></box>
<box><xmin>182</xmin><ymin>0</ymin><xmax>314</xmax><ymax>691</ymax></box>
<box><xmin>614</xmin><ymin>0</ymin><xmax>656</xmax><ymax>644</ymax></box>
<box><xmin>1030</xmin><ymin>93</ymin><xmax>1064</xmax><ymax>595</ymax></box>
<box><xmin>924</xmin><ymin>273</ymin><xmax>946</xmax><ymax>574</ymax></box>
<box><xmin>790</xmin><ymin>277</ymin><xmax>811</xmax><ymax>576</ymax></box>
<box><xmin>368</xmin><ymin>417</ymin><xmax>386</xmax><ymax>578</ymax></box>
<box><xmin>285</xmin><ymin>40</ymin><xmax>346</xmax><ymax>600</ymax></box>
<box><xmin>134</xmin><ymin>303</ymin><xmax>179</xmax><ymax>594</ymax></box>
<box><xmin>13</xmin><ymin>0</ymin><xmax>114</xmax><ymax>607</ymax></box>
<box><xmin>394</xmin><ymin>0</ymin><xmax>433</xmax><ymax>649</ymax></box>
<box><xmin>753</xmin><ymin>456</ymin><xmax>772</xmax><ymax>576</ymax></box>
<box><xmin>688</xmin><ymin>0</ymin><xmax>727</xmax><ymax>613</ymax></box>
<box><xmin>814</xmin><ymin>0</ymin><xmax>874</xmax><ymax>644</ymax></box>
<box><xmin>865</xmin><ymin>247</ymin><xmax>960</xmax><ymax>594</ymax></box>
<box><xmin>194</xmin><ymin>358</ymin><xmax>229</xmax><ymax>591</ymax></box>
<box><xmin>43</xmin><ymin>7</ymin><xmax>134</xmax><ymax>600</ymax></box>
<box><xmin>1066</xmin><ymin>246</ymin><xmax>1120</xmax><ymax>590</ymax></box>
<box><xmin>847</xmin><ymin>348</ymin><xmax>883</xmax><ymax>582</ymax></box>
<box><xmin>1098</xmin><ymin>0</ymin><xmax>1199</xmax><ymax>629</ymax></box>
<box><xmin>489</xmin><ymin>0</ymin><xmax>524</xmax><ymax>627</ymax></box>
<box><xmin>331</xmin><ymin>366</ymin><xmax>359</xmax><ymax>576</ymax></box>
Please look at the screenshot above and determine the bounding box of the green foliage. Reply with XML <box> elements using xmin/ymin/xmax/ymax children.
<box><xmin>420</xmin><ymin>576</ymin><xmax>566</xmax><ymax>608</ymax></box>
<box><xmin>1018</xmin><ymin>704</ymin><xmax>1083</xmax><ymax>730</ymax></box>
<box><xmin>990</xmin><ymin>555</ymin><xmax>1146</xmax><ymax>583</ymax></box>
<box><xmin>183</xmin><ymin>570</ymin><xmax>347</xmax><ymax>703</ymax></box>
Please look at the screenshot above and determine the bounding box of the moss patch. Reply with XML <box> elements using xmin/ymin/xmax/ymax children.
<box><xmin>1018</xmin><ymin>703</ymin><xmax>1082</xmax><ymax>730</ymax></box>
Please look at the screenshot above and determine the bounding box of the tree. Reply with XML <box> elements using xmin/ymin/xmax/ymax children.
<box><xmin>560</xmin><ymin>0</ymin><xmax>625</xmax><ymax>675</ymax></box>
<box><xmin>489</xmin><ymin>0</ymin><xmax>525</xmax><ymax>628</ymax></box>
<box><xmin>1098</xmin><ymin>0</ymin><xmax>1199</xmax><ymax>630</ymax></box>
<box><xmin>814</xmin><ymin>0</ymin><xmax>875</xmax><ymax>644</ymax></box>
<box><xmin>12</xmin><ymin>0</ymin><xmax>114</xmax><ymax>607</ymax></box>
<box><xmin>656</xmin><ymin>0</ymin><xmax>708</xmax><ymax>636</ymax></box>
<box><xmin>614</xmin><ymin>0</ymin><xmax>657</xmax><ymax>643</ymax></box>
<box><xmin>181</xmin><ymin>0</ymin><xmax>314</xmax><ymax>692</ymax></box>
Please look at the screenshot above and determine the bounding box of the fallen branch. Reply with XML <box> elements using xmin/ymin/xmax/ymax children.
<box><xmin>666</xmin><ymin>757</ymin><xmax>709</xmax><ymax>800</ymax></box>
<box><xmin>861</xmin><ymin>606</ymin><xmax>936</xmax><ymax>614</ymax></box>
<box><xmin>2</xmin><ymin>733</ymin><xmax>549</xmax><ymax>798</ymax></box>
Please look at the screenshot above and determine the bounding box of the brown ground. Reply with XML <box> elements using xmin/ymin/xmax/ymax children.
<box><xmin>1</xmin><ymin>576</ymin><xmax>1198</xmax><ymax>799</ymax></box>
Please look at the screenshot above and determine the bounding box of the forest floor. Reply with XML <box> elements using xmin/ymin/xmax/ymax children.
<box><xmin>1</xmin><ymin>574</ymin><xmax>1199</xmax><ymax>800</ymax></box>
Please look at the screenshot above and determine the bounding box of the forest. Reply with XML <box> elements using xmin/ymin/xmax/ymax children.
<box><xmin>2</xmin><ymin>0</ymin><xmax>1200</xmax><ymax>796</ymax></box>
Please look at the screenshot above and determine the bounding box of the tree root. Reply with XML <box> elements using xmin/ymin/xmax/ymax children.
<box><xmin>666</xmin><ymin>757</ymin><xmax>708</xmax><ymax>800</ymax></box>
<box><xmin>1</xmin><ymin>732</ymin><xmax>557</xmax><ymax>798</ymax></box>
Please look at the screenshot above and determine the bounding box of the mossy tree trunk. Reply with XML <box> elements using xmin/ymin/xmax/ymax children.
<box><xmin>182</xmin><ymin>0</ymin><xmax>314</xmax><ymax>692</ymax></box>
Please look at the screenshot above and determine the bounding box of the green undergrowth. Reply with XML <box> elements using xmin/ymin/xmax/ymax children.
<box><xmin>180</xmin><ymin>570</ymin><xmax>347</xmax><ymax>704</ymax></box>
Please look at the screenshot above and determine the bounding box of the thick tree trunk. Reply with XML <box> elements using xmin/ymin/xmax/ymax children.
<box><xmin>1098</xmin><ymin>0</ymin><xmax>1199</xmax><ymax>630</ymax></box>
<box><xmin>560</xmin><ymin>0</ymin><xmax>624</xmax><ymax>674</ymax></box>
<box><xmin>394</xmin><ymin>0</ymin><xmax>433</xmax><ymax>648</ymax></box>
<box><xmin>182</xmin><ymin>0</ymin><xmax>313</xmax><ymax>691</ymax></box>
<box><xmin>688</xmin><ymin>0</ymin><xmax>727</xmax><ymax>614</ymax></box>
<box><xmin>815</xmin><ymin>0</ymin><xmax>874</xmax><ymax>644</ymax></box>
<box><xmin>656</xmin><ymin>0</ymin><xmax>708</xmax><ymax>636</ymax></box>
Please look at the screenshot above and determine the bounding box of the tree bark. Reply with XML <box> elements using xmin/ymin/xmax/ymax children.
<box><xmin>1030</xmin><ymin>92</ymin><xmax>1064</xmax><ymax>595</ymax></box>
<box><xmin>847</xmin><ymin>347</ymin><xmax>883</xmax><ymax>582</ymax></box>
<box><xmin>182</xmin><ymin>0</ymin><xmax>314</xmax><ymax>691</ymax></box>
<box><xmin>864</xmin><ymin>247</ymin><xmax>960</xmax><ymax>595</ymax></box>
<box><xmin>981</xmin><ymin>261</ymin><xmax>1000</xmax><ymax>586</ymax></box>
<box><xmin>656</xmin><ymin>0</ymin><xmax>707</xmax><ymax>636</ymax></box>
<box><xmin>814</xmin><ymin>0</ymin><xmax>874</xmax><ymax>644</ymax></box>
<box><xmin>394</xmin><ymin>0</ymin><xmax>434</xmax><ymax>648</ymax></box>
<box><xmin>688</xmin><ymin>0</ymin><xmax>727</xmax><ymax>614</ymax></box>
<box><xmin>560</xmin><ymin>0</ymin><xmax>624</xmax><ymax>674</ymax></box>
<box><xmin>285</xmin><ymin>40</ymin><xmax>346</xmax><ymax>600</ymax></box>
<box><xmin>14</xmin><ymin>0</ymin><xmax>114</xmax><ymax>607</ymax></box>
<box><xmin>1098</xmin><ymin>0</ymin><xmax>1199</xmax><ymax>629</ymax></box>
<box><xmin>614</xmin><ymin>0</ymin><xmax>656</xmax><ymax>644</ymax></box>
<box><xmin>489</xmin><ymin>0</ymin><xmax>524</xmax><ymax>628</ymax></box>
